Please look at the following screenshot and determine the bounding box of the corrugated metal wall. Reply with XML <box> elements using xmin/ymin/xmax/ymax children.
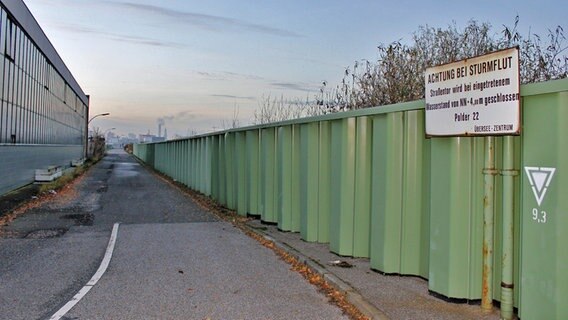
<box><xmin>0</xmin><ymin>1</ymin><xmax>88</xmax><ymax>197</ymax></box>
<box><xmin>134</xmin><ymin>78</ymin><xmax>568</xmax><ymax>318</ymax></box>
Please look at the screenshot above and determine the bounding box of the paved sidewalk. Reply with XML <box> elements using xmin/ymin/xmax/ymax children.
<box><xmin>245</xmin><ymin>220</ymin><xmax>502</xmax><ymax>320</ymax></box>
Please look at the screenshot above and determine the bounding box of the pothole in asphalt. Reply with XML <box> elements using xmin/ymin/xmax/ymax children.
<box><xmin>61</xmin><ymin>213</ymin><xmax>94</xmax><ymax>226</ymax></box>
<box><xmin>25</xmin><ymin>228</ymin><xmax>68</xmax><ymax>239</ymax></box>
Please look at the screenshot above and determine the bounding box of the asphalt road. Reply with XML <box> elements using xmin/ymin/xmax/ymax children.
<box><xmin>0</xmin><ymin>149</ymin><xmax>347</xmax><ymax>320</ymax></box>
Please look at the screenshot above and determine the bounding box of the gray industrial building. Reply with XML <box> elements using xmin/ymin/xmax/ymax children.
<box><xmin>0</xmin><ymin>0</ymin><xmax>89</xmax><ymax>196</ymax></box>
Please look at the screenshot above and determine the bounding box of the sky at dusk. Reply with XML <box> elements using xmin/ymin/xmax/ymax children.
<box><xmin>24</xmin><ymin>0</ymin><xmax>567</xmax><ymax>138</ymax></box>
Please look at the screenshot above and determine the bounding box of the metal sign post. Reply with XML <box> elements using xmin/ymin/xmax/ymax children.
<box><xmin>425</xmin><ymin>47</ymin><xmax>520</xmax><ymax>319</ymax></box>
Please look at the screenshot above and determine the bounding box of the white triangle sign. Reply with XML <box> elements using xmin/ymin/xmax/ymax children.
<box><xmin>524</xmin><ymin>167</ymin><xmax>556</xmax><ymax>206</ymax></box>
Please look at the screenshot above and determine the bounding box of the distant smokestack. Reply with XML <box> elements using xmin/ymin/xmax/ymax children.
<box><xmin>164</xmin><ymin>128</ymin><xmax>168</xmax><ymax>140</ymax></box>
<box><xmin>157</xmin><ymin>118</ymin><xmax>165</xmax><ymax>137</ymax></box>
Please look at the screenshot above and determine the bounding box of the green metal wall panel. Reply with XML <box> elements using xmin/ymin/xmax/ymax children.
<box><xmin>235</xmin><ymin>132</ymin><xmax>247</xmax><ymax>215</ymax></box>
<box><xmin>275</xmin><ymin>124</ymin><xmax>301</xmax><ymax>232</ymax></box>
<box><xmin>401</xmin><ymin>110</ymin><xmax>430</xmax><ymax>277</ymax></box>
<box><xmin>260</xmin><ymin>127</ymin><xmax>277</xmax><ymax>223</ymax></box>
<box><xmin>180</xmin><ymin>141</ymin><xmax>185</xmax><ymax>187</ymax></box>
<box><xmin>317</xmin><ymin>121</ymin><xmax>331</xmax><ymax>243</ymax></box>
<box><xmin>429</xmin><ymin>136</ymin><xmax>485</xmax><ymax>299</ymax></box>
<box><xmin>198</xmin><ymin>138</ymin><xmax>203</xmax><ymax>191</ymax></box>
<box><xmin>210</xmin><ymin>136</ymin><xmax>220</xmax><ymax>200</ymax></box>
<box><xmin>184</xmin><ymin>141</ymin><xmax>190</xmax><ymax>188</ymax></box>
<box><xmin>149</xmin><ymin>144</ymin><xmax>155</xmax><ymax>168</ymax></box>
<box><xmin>199</xmin><ymin>138</ymin><xmax>204</xmax><ymax>193</ymax></box>
<box><xmin>329</xmin><ymin>117</ymin><xmax>357</xmax><ymax>256</ymax></box>
<box><xmin>206</xmin><ymin>136</ymin><xmax>213</xmax><ymax>195</ymax></box>
<box><xmin>291</xmin><ymin>124</ymin><xmax>302</xmax><ymax>233</ymax></box>
<box><xmin>246</xmin><ymin>130</ymin><xmax>260</xmax><ymax>215</ymax></box>
<box><xmin>353</xmin><ymin>116</ymin><xmax>372</xmax><ymax>257</ymax></box>
<box><xmin>166</xmin><ymin>143</ymin><xmax>172</xmax><ymax>176</ymax></box>
<box><xmin>191</xmin><ymin>139</ymin><xmax>195</xmax><ymax>189</ymax></box>
<box><xmin>330</xmin><ymin>120</ymin><xmax>344</xmax><ymax>254</ymax></box>
<box><xmin>176</xmin><ymin>141</ymin><xmax>181</xmax><ymax>182</ymax></box>
<box><xmin>300</xmin><ymin>122</ymin><xmax>319</xmax><ymax>241</ymax></box>
<box><xmin>199</xmin><ymin>138</ymin><xmax>204</xmax><ymax>192</ymax></box>
<box><xmin>225</xmin><ymin>133</ymin><xmax>236</xmax><ymax>209</ymax></box>
<box><xmin>218</xmin><ymin>136</ymin><xmax>226</xmax><ymax>206</ymax></box>
<box><xmin>371</xmin><ymin>112</ymin><xmax>404</xmax><ymax>273</ymax></box>
<box><xmin>371</xmin><ymin>111</ymin><xmax>430</xmax><ymax>277</ymax></box>
<box><xmin>277</xmin><ymin>125</ymin><xmax>294</xmax><ymax>230</ymax></box>
<box><xmin>197</xmin><ymin>139</ymin><xmax>202</xmax><ymax>192</ymax></box>
<box><xmin>519</xmin><ymin>91</ymin><xmax>568</xmax><ymax>319</ymax></box>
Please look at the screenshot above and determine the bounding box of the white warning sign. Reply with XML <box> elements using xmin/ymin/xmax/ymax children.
<box><xmin>524</xmin><ymin>167</ymin><xmax>556</xmax><ymax>206</ymax></box>
<box><xmin>425</xmin><ymin>47</ymin><xmax>520</xmax><ymax>136</ymax></box>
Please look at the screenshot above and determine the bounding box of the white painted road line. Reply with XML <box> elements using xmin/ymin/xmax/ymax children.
<box><xmin>49</xmin><ymin>223</ymin><xmax>120</xmax><ymax>320</ymax></box>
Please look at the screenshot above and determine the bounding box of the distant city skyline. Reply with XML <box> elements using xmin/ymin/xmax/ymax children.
<box><xmin>25</xmin><ymin>0</ymin><xmax>567</xmax><ymax>137</ymax></box>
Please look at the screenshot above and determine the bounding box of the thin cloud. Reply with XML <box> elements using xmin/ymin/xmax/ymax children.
<box><xmin>222</xmin><ymin>71</ymin><xmax>265</xmax><ymax>81</ymax></box>
<box><xmin>271</xmin><ymin>82</ymin><xmax>317</xmax><ymax>92</ymax></box>
<box><xmin>158</xmin><ymin>110</ymin><xmax>197</xmax><ymax>123</ymax></box>
<box><xmin>195</xmin><ymin>71</ymin><xmax>266</xmax><ymax>82</ymax></box>
<box><xmin>104</xmin><ymin>1</ymin><xmax>303</xmax><ymax>38</ymax></box>
<box><xmin>55</xmin><ymin>24</ymin><xmax>184</xmax><ymax>48</ymax></box>
<box><xmin>211</xmin><ymin>94</ymin><xmax>256</xmax><ymax>101</ymax></box>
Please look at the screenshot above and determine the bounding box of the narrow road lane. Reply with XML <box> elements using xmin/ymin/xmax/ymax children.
<box><xmin>0</xmin><ymin>150</ymin><xmax>347</xmax><ymax>319</ymax></box>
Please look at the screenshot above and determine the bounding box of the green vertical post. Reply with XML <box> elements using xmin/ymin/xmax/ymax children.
<box><xmin>205</xmin><ymin>136</ymin><xmax>212</xmax><ymax>195</ymax></box>
<box><xmin>317</xmin><ymin>121</ymin><xmax>331</xmax><ymax>243</ymax></box>
<box><xmin>353</xmin><ymin>116</ymin><xmax>372</xmax><ymax>257</ymax></box>
<box><xmin>199</xmin><ymin>138</ymin><xmax>204</xmax><ymax>190</ymax></box>
<box><xmin>278</xmin><ymin>126</ymin><xmax>293</xmax><ymax>230</ymax></box>
<box><xmin>401</xmin><ymin>110</ymin><xmax>430</xmax><ymax>277</ymax></box>
<box><xmin>235</xmin><ymin>131</ymin><xmax>247</xmax><ymax>216</ymax></box>
<box><xmin>330</xmin><ymin>120</ymin><xmax>343</xmax><ymax>254</ymax></box>
<box><xmin>189</xmin><ymin>139</ymin><xmax>193</xmax><ymax>187</ymax></box>
<box><xmin>218</xmin><ymin>135</ymin><xmax>226</xmax><ymax>206</ymax></box>
<box><xmin>246</xmin><ymin>130</ymin><xmax>260</xmax><ymax>216</ymax></box>
<box><xmin>371</xmin><ymin>112</ymin><xmax>403</xmax><ymax>273</ymax></box>
<box><xmin>260</xmin><ymin>127</ymin><xmax>277</xmax><ymax>223</ymax></box>
<box><xmin>290</xmin><ymin>124</ymin><xmax>301</xmax><ymax>232</ymax></box>
<box><xmin>330</xmin><ymin>118</ymin><xmax>356</xmax><ymax>256</ymax></box>
<box><xmin>210</xmin><ymin>136</ymin><xmax>219</xmax><ymax>200</ymax></box>
<box><xmin>300</xmin><ymin>122</ymin><xmax>319</xmax><ymax>241</ymax></box>
<box><xmin>172</xmin><ymin>142</ymin><xmax>177</xmax><ymax>179</ymax></box>
<box><xmin>189</xmin><ymin>140</ymin><xmax>195</xmax><ymax>188</ymax></box>
<box><xmin>198</xmin><ymin>138</ymin><xmax>203</xmax><ymax>192</ymax></box>
<box><xmin>177</xmin><ymin>141</ymin><xmax>181</xmax><ymax>181</ymax></box>
<box><xmin>500</xmin><ymin>136</ymin><xmax>516</xmax><ymax>320</ymax></box>
<box><xmin>182</xmin><ymin>141</ymin><xmax>186</xmax><ymax>183</ymax></box>
<box><xmin>225</xmin><ymin>133</ymin><xmax>235</xmax><ymax>209</ymax></box>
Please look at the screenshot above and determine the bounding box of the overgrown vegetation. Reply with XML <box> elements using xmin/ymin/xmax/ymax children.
<box><xmin>254</xmin><ymin>17</ymin><xmax>567</xmax><ymax>122</ymax></box>
<box><xmin>88</xmin><ymin>127</ymin><xmax>107</xmax><ymax>160</ymax></box>
<box><xmin>123</xmin><ymin>143</ymin><xmax>133</xmax><ymax>154</ymax></box>
<box><xmin>253</xmin><ymin>95</ymin><xmax>325</xmax><ymax>125</ymax></box>
<box><xmin>38</xmin><ymin>166</ymin><xmax>86</xmax><ymax>194</ymax></box>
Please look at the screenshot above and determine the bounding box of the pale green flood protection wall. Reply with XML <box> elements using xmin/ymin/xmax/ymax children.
<box><xmin>134</xmin><ymin>78</ymin><xmax>568</xmax><ymax>319</ymax></box>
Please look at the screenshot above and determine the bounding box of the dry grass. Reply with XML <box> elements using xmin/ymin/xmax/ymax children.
<box><xmin>38</xmin><ymin>166</ymin><xmax>85</xmax><ymax>194</ymax></box>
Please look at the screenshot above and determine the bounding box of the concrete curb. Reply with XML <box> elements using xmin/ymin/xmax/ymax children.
<box><xmin>247</xmin><ymin>225</ymin><xmax>390</xmax><ymax>320</ymax></box>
